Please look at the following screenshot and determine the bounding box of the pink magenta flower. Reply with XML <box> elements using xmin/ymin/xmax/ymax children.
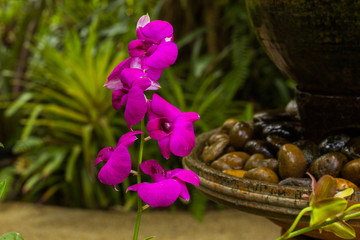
<box><xmin>129</xmin><ymin>15</ymin><xmax>178</xmax><ymax>71</ymax></box>
<box><xmin>95</xmin><ymin>131</ymin><xmax>143</xmax><ymax>187</ymax></box>
<box><xmin>146</xmin><ymin>94</ymin><xmax>199</xmax><ymax>159</ymax></box>
<box><xmin>127</xmin><ymin>160</ymin><xmax>200</xmax><ymax>207</ymax></box>
<box><xmin>105</xmin><ymin>68</ymin><xmax>160</xmax><ymax>128</ymax></box>
<box><xmin>106</xmin><ymin>15</ymin><xmax>178</xmax><ymax>84</ymax></box>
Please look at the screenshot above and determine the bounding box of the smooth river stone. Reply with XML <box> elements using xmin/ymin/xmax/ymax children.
<box><xmin>341</xmin><ymin>159</ymin><xmax>360</xmax><ymax>186</ymax></box>
<box><xmin>211</xmin><ymin>152</ymin><xmax>250</xmax><ymax>170</ymax></box>
<box><xmin>243</xmin><ymin>157</ymin><xmax>278</xmax><ymax>172</ymax></box>
<box><xmin>278</xmin><ymin>144</ymin><xmax>307</xmax><ymax>179</ymax></box>
<box><xmin>220</xmin><ymin>118</ymin><xmax>239</xmax><ymax>134</ymax></box>
<box><xmin>319</xmin><ymin>133</ymin><xmax>350</xmax><ymax>154</ymax></box>
<box><xmin>201</xmin><ymin>138</ymin><xmax>229</xmax><ymax>163</ymax></box>
<box><xmin>243</xmin><ymin>167</ymin><xmax>279</xmax><ymax>184</ymax></box>
<box><xmin>229</xmin><ymin>121</ymin><xmax>253</xmax><ymax>149</ymax></box>
<box><xmin>243</xmin><ymin>140</ymin><xmax>276</xmax><ymax>158</ymax></box>
<box><xmin>309</xmin><ymin>152</ymin><xmax>347</xmax><ymax>179</ymax></box>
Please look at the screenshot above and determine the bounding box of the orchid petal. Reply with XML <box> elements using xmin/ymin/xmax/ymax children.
<box><xmin>322</xmin><ymin>221</ymin><xmax>356</xmax><ymax>239</ymax></box>
<box><xmin>130</xmin><ymin>179</ymin><xmax>181</xmax><ymax>208</ymax></box>
<box><xmin>146</xmin><ymin>67</ymin><xmax>163</xmax><ymax>82</ymax></box>
<box><xmin>112</xmin><ymin>89</ymin><xmax>128</xmax><ymax>110</ymax></box>
<box><xmin>137</xmin><ymin>14</ymin><xmax>150</xmax><ymax>29</ymax></box>
<box><xmin>129</xmin><ymin>56</ymin><xmax>143</xmax><ymax>69</ymax></box>
<box><xmin>147</xmin><ymin>80</ymin><xmax>161</xmax><ymax>90</ymax></box>
<box><xmin>132</xmin><ymin>78</ymin><xmax>152</xmax><ymax>91</ymax></box>
<box><xmin>310</xmin><ymin>197</ymin><xmax>348</xmax><ymax>226</ymax></box>
<box><xmin>176</xmin><ymin>112</ymin><xmax>200</xmax><ymax>123</ymax></box>
<box><xmin>140</xmin><ymin>160</ymin><xmax>165</xmax><ymax>175</ymax></box>
<box><xmin>95</xmin><ymin>147</ymin><xmax>114</xmax><ymax>165</ymax></box>
<box><xmin>167</xmin><ymin>169</ymin><xmax>200</xmax><ymax>186</ymax></box>
<box><xmin>315</xmin><ymin>175</ymin><xmax>338</xmax><ymax>202</ymax></box>
<box><xmin>140</xmin><ymin>160</ymin><xmax>166</xmax><ymax>182</ymax></box>
<box><xmin>169</xmin><ymin>126</ymin><xmax>196</xmax><ymax>157</ymax></box>
<box><xmin>107</xmin><ymin>58</ymin><xmax>131</xmax><ymax>82</ymax></box>
<box><xmin>128</xmin><ymin>39</ymin><xmax>147</xmax><ymax>57</ymax></box>
<box><xmin>146</xmin><ymin>118</ymin><xmax>169</xmax><ymax>140</ymax></box>
<box><xmin>145</xmin><ymin>42</ymin><xmax>178</xmax><ymax>69</ymax></box>
<box><xmin>118</xmin><ymin>130</ymin><xmax>143</xmax><ymax>148</ymax></box>
<box><xmin>120</xmin><ymin>68</ymin><xmax>146</xmax><ymax>88</ymax></box>
<box><xmin>158</xmin><ymin>137</ymin><xmax>171</xmax><ymax>159</ymax></box>
<box><xmin>127</xmin><ymin>183</ymin><xmax>141</xmax><ymax>191</ymax></box>
<box><xmin>124</xmin><ymin>87</ymin><xmax>147</xmax><ymax>128</ymax></box>
<box><xmin>97</xmin><ymin>145</ymin><xmax>131</xmax><ymax>185</ymax></box>
<box><xmin>149</xmin><ymin>94</ymin><xmax>181</xmax><ymax>120</ymax></box>
<box><xmin>139</xmin><ymin>20</ymin><xmax>173</xmax><ymax>43</ymax></box>
<box><xmin>177</xmin><ymin>180</ymin><xmax>190</xmax><ymax>201</ymax></box>
<box><xmin>334</xmin><ymin>188</ymin><xmax>354</xmax><ymax>198</ymax></box>
<box><xmin>104</xmin><ymin>79</ymin><xmax>125</xmax><ymax>90</ymax></box>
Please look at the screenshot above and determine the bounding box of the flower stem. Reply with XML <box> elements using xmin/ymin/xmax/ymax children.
<box><xmin>277</xmin><ymin>206</ymin><xmax>312</xmax><ymax>240</ymax></box>
<box><xmin>133</xmin><ymin>119</ymin><xmax>145</xmax><ymax>240</ymax></box>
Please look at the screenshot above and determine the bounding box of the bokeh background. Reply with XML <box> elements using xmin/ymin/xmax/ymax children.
<box><xmin>0</xmin><ymin>0</ymin><xmax>294</xmax><ymax>217</ymax></box>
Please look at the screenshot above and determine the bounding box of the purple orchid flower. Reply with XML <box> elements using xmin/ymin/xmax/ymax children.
<box><xmin>105</xmin><ymin>15</ymin><xmax>177</xmax><ymax>85</ymax></box>
<box><xmin>130</xmin><ymin>15</ymin><xmax>178</xmax><ymax>71</ymax></box>
<box><xmin>95</xmin><ymin>131</ymin><xmax>143</xmax><ymax>188</ymax></box>
<box><xmin>146</xmin><ymin>94</ymin><xmax>199</xmax><ymax>159</ymax></box>
<box><xmin>105</xmin><ymin>68</ymin><xmax>160</xmax><ymax>128</ymax></box>
<box><xmin>127</xmin><ymin>160</ymin><xmax>200</xmax><ymax>207</ymax></box>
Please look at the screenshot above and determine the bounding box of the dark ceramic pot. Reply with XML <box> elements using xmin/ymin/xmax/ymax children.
<box><xmin>246</xmin><ymin>0</ymin><xmax>360</xmax><ymax>140</ymax></box>
<box><xmin>183</xmin><ymin>130</ymin><xmax>360</xmax><ymax>240</ymax></box>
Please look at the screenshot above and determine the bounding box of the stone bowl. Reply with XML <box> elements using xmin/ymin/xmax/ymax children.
<box><xmin>183</xmin><ymin>129</ymin><xmax>360</xmax><ymax>239</ymax></box>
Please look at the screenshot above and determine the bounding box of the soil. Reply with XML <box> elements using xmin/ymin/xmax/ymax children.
<box><xmin>0</xmin><ymin>202</ymin><xmax>281</xmax><ymax>240</ymax></box>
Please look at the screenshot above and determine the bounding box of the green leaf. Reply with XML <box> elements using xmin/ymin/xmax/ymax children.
<box><xmin>0</xmin><ymin>180</ymin><xmax>6</xmax><ymax>199</ymax></box>
<box><xmin>21</xmin><ymin>104</ymin><xmax>43</xmax><ymax>140</ymax></box>
<box><xmin>5</xmin><ymin>92</ymin><xmax>33</xmax><ymax>117</ymax></box>
<box><xmin>322</xmin><ymin>221</ymin><xmax>356</xmax><ymax>239</ymax></box>
<box><xmin>0</xmin><ymin>232</ymin><xmax>24</xmax><ymax>240</ymax></box>
<box><xmin>310</xmin><ymin>197</ymin><xmax>348</xmax><ymax>226</ymax></box>
<box><xmin>0</xmin><ymin>142</ymin><xmax>4</xmax><ymax>148</ymax></box>
<box><xmin>144</xmin><ymin>236</ymin><xmax>156</xmax><ymax>240</ymax></box>
<box><xmin>42</xmin><ymin>149</ymin><xmax>66</xmax><ymax>177</ymax></box>
<box><xmin>65</xmin><ymin>145</ymin><xmax>81</xmax><ymax>182</ymax></box>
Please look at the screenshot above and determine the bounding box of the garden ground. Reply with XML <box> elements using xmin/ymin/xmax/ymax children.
<box><xmin>0</xmin><ymin>202</ymin><xmax>281</xmax><ymax>240</ymax></box>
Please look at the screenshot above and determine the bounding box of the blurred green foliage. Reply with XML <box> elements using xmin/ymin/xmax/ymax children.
<box><xmin>0</xmin><ymin>0</ymin><xmax>293</xmax><ymax>209</ymax></box>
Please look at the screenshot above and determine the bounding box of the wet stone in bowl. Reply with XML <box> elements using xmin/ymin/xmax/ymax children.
<box><xmin>308</xmin><ymin>152</ymin><xmax>348</xmax><ymax>179</ymax></box>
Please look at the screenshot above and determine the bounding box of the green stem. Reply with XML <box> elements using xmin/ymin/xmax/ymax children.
<box><xmin>133</xmin><ymin>119</ymin><xmax>145</xmax><ymax>240</ymax></box>
<box><xmin>277</xmin><ymin>206</ymin><xmax>312</xmax><ymax>240</ymax></box>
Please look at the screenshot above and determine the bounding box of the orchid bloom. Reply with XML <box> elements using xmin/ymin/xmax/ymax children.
<box><xmin>146</xmin><ymin>94</ymin><xmax>199</xmax><ymax>159</ymax></box>
<box><xmin>105</xmin><ymin>68</ymin><xmax>159</xmax><ymax>128</ymax></box>
<box><xmin>95</xmin><ymin>131</ymin><xmax>143</xmax><ymax>188</ymax></box>
<box><xmin>127</xmin><ymin>160</ymin><xmax>200</xmax><ymax>207</ymax></box>
<box><xmin>111</xmin><ymin>15</ymin><xmax>178</xmax><ymax>82</ymax></box>
<box><xmin>131</xmin><ymin>15</ymin><xmax>178</xmax><ymax>72</ymax></box>
<box><xmin>307</xmin><ymin>174</ymin><xmax>355</xmax><ymax>239</ymax></box>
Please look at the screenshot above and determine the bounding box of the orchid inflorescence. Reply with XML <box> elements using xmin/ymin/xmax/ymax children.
<box><xmin>95</xmin><ymin>14</ymin><xmax>200</xmax><ymax>215</ymax></box>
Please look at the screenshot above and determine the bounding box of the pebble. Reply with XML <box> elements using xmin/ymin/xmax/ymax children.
<box><xmin>309</xmin><ymin>152</ymin><xmax>348</xmax><ymax>179</ymax></box>
<box><xmin>278</xmin><ymin>144</ymin><xmax>307</xmax><ymax>179</ymax></box>
<box><xmin>243</xmin><ymin>167</ymin><xmax>279</xmax><ymax>184</ymax></box>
